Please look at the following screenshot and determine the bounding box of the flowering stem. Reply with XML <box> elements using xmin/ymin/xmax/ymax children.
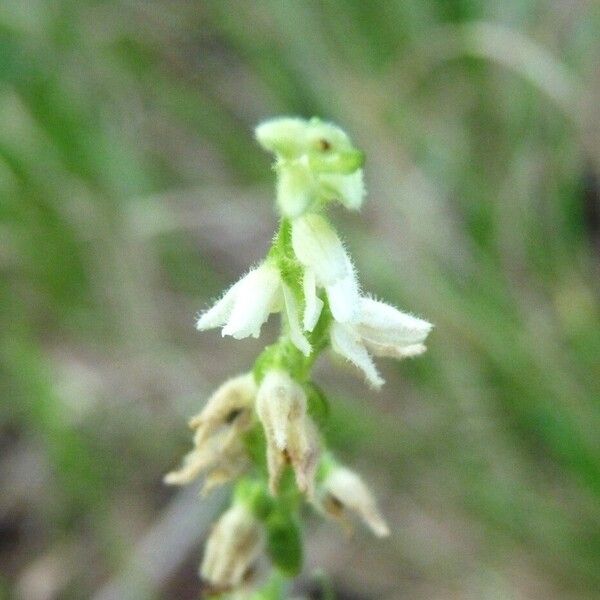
<box><xmin>165</xmin><ymin>117</ymin><xmax>432</xmax><ymax>598</ymax></box>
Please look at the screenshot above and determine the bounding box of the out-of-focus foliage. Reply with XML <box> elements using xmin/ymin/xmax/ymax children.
<box><xmin>0</xmin><ymin>1</ymin><xmax>599</xmax><ymax>599</ymax></box>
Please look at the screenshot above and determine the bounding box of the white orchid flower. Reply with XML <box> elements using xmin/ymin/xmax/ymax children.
<box><xmin>256</xmin><ymin>370</ymin><xmax>320</xmax><ymax>497</ymax></box>
<box><xmin>316</xmin><ymin>463</ymin><xmax>389</xmax><ymax>538</ymax></box>
<box><xmin>196</xmin><ymin>263</ymin><xmax>311</xmax><ymax>356</ymax></box>
<box><xmin>291</xmin><ymin>213</ymin><xmax>360</xmax><ymax>324</ymax></box>
<box><xmin>330</xmin><ymin>296</ymin><xmax>433</xmax><ymax>388</ymax></box>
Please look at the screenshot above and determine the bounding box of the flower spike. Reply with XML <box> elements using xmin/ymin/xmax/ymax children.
<box><xmin>167</xmin><ymin>116</ymin><xmax>432</xmax><ymax>595</ymax></box>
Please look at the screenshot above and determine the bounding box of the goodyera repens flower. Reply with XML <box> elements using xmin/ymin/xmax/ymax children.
<box><xmin>315</xmin><ymin>460</ymin><xmax>389</xmax><ymax>538</ymax></box>
<box><xmin>255</xmin><ymin>117</ymin><xmax>365</xmax><ymax>218</ymax></box>
<box><xmin>196</xmin><ymin>262</ymin><xmax>311</xmax><ymax>357</ymax></box>
<box><xmin>256</xmin><ymin>370</ymin><xmax>319</xmax><ymax>497</ymax></box>
<box><xmin>200</xmin><ymin>501</ymin><xmax>264</xmax><ymax>594</ymax></box>
<box><xmin>330</xmin><ymin>296</ymin><xmax>433</xmax><ymax>388</ymax></box>
<box><xmin>166</xmin><ymin>116</ymin><xmax>433</xmax><ymax>597</ymax></box>
<box><xmin>164</xmin><ymin>374</ymin><xmax>256</xmax><ymax>494</ymax></box>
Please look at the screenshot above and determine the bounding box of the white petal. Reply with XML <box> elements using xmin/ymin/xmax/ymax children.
<box><xmin>357</xmin><ymin>297</ymin><xmax>432</xmax><ymax>346</ymax></box>
<box><xmin>282</xmin><ymin>284</ymin><xmax>311</xmax><ymax>356</ymax></box>
<box><xmin>222</xmin><ymin>264</ymin><xmax>281</xmax><ymax>339</ymax></box>
<box><xmin>291</xmin><ymin>214</ymin><xmax>349</xmax><ymax>285</ymax></box>
<box><xmin>325</xmin><ymin>256</ymin><xmax>360</xmax><ymax>323</ymax></box>
<box><xmin>276</xmin><ymin>161</ymin><xmax>314</xmax><ymax>218</ymax></box>
<box><xmin>330</xmin><ymin>322</ymin><xmax>384</xmax><ymax>388</ymax></box>
<box><xmin>319</xmin><ymin>169</ymin><xmax>365</xmax><ymax>210</ymax></box>
<box><xmin>364</xmin><ymin>341</ymin><xmax>427</xmax><ymax>360</ymax></box>
<box><xmin>196</xmin><ymin>278</ymin><xmax>243</xmax><ymax>331</ymax></box>
<box><xmin>302</xmin><ymin>269</ymin><xmax>323</xmax><ymax>332</ymax></box>
<box><xmin>255</xmin><ymin>117</ymin><xmax>307</xmax><ymax>157</ymax></box>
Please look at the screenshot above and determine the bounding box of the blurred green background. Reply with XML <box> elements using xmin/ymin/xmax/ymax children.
<box><xmin>1</xmin><ymin>1</ymin><xmax>599</xmax><ymax>599</ymax></box>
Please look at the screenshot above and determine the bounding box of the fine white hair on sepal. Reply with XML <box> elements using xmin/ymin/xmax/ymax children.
<box><xmin>330</xmin><ymin>322</ymin><xmax>384</xmax><ymax>389</ymax></box>
<box><xmin>291</xmin><ymin>214</ymin><xmax>361</xmax><ymax>324</ymax></box>
<box><xmin>196</xmin><ymin>278</ymin><xmax>244</xmax><ymax>331</ymax></box>
<box><xmin>356</xmin><ymin>297</ymin><xmax>433</xmax><ymax>346</ymax></box>
<box><xmin>196</xmin><ymin>263</ymin><xmax>283</xmax><ymax>341</ymax></box>
<box><xmin>222</xmin><ymin>264</ymin><xmax>281</xmax><ymax>339</ymax></box>
<box><xmin>291</xmin><ymin>213</ymin><xmax>349</xmax><ymax>285</ymax></box>
<box><xmin>328</xmin><ymin>294</ymin><xmax>433</xmax><ymax>388</ymax></box>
